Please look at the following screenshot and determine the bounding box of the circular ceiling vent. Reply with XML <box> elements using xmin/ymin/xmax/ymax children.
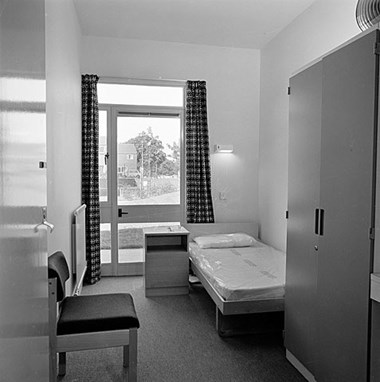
<box><xmin>356</xmin><ymin>0</ymin><xmax>380</xmax><ymax>31</ymax></box>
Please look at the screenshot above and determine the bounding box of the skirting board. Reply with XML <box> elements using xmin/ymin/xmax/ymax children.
<box><xmin>286</xmin><ymin>350</ymin><xmax>316</xmax><ymax>382</ymax></box>
<box><xmin>145</xmin><ymin>286</ymin><xmax>189</xmax><ymax>297</ymax></box>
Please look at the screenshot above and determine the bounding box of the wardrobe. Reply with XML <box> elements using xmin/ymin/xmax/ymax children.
<box><xmin>286</xmin><ymin>29</ymin><xmax>379</xmax><ymax>381</ymax></box>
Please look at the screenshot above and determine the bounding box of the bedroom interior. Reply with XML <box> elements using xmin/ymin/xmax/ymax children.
<box><xmin>4</xmin><ymin>0</ymin><xmax>380</xmax><ymax>381</ymax></box>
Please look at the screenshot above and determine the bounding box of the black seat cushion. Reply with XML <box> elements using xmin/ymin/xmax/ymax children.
<box><xmin>57</xmin><ymin>293</ymin><xmax>140</xmax><ymax>335</ymax></box>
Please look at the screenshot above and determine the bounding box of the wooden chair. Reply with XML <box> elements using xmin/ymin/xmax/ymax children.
<box><xmin>48</xmin><ymin>251</ymin><xmax>140</xmax><ymax>382</ymax></box>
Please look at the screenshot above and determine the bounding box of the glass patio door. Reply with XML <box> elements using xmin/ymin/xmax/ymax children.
<box><xmin>100</xmin><ymin>106</ymin><xmax>183</xmax><ymax>276</ymax></box>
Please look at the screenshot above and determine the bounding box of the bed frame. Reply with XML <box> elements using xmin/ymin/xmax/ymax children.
<box><xmin>184</xmin><ymin>222</ymin><xmax>284</xmax><ymax>336</ymax></box>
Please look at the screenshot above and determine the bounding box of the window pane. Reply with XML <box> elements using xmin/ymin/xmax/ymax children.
<box><xmin>100</xmin><ymin>223</ymin><xmax>111</xmax><ymax>264</ymax></box>
<box><xmin>99</xmin><ymin>110</ymin><xmax>108</xmax><ymax>202</ymax></box>
<box><xmin>98</xmin><ymin>83</ymin><xmax>183</xmax><ymax>107</ymax></box>
<box><xmin>117</xmin><ymin>116</ymin><xmax>180</xmax><ymax>206</ymax></box>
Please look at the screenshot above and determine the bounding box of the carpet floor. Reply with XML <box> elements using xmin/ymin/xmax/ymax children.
<box><xmin>58</xmin><ymin>276</ymin><xmax>305</xmax><ymax>382</ymax></box>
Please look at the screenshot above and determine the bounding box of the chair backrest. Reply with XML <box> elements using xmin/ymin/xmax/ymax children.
<box><xmin>48</xmin><ymin>251</ymin><xmax>70</xmax><ymax>302</ymax></box>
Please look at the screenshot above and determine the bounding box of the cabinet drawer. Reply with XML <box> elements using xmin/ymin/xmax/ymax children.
<box><xmin>145</xmin><ymin>252</ymin><xmax>188</xmax><ymax>288</ymax></box>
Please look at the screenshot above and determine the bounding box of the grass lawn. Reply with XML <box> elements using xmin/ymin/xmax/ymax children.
<box><xmin>101</xmin><ymin>228</ymin><xmax>144</xmax><ymax>250</ymax></box>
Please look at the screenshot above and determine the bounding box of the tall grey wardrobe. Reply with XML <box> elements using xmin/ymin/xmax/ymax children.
<box><xmin>286</xmin><ymin>29</ymin><xmax>379</xmax><ymax>382</ymax></box>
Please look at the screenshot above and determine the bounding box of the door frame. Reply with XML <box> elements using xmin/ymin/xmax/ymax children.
<box><xmin>100</xmin><ymin>102</ymin><xmax>185</xmax><ymax>276</ymax></box>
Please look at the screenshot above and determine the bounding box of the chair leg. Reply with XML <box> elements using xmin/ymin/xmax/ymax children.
<box><xmin>216</xmin><ymin>305</ymin><xmax>221</xmax><ymax>332</ymax></box>
<box><xmin>123</xmin><ymin>345</ymin><xmax>129</xmax><ymax>368</ymax></box>
<box><xmin>127</xmin><ymin>328</ymin><xmax>138</xmax><ymax>382</ymax></box>
<box><xmin>58</xmin><ymin>352</ymin><xmax>66</xmax><ymax>376</ymax></box>
<box><xmin>49</xmin><ymin>349</ymin><xmax>57</xmax><ymax>382</ymax></box>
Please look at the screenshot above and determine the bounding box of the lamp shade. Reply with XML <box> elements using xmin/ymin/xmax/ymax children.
<box><xmin>356</xmin><ymin>0</ymin><xmax>380</xmax><ymax>31</ymax></box>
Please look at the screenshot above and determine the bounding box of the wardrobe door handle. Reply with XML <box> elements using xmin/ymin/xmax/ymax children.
<box><xmin>315</xmin><ymin>209</ymin><xmax>319</xmax><ymax>235</ymax></box>
<box><xmin>319</xmin><ymin>209</ymin><xmax>325</xmax><ymax>236</ymax></box>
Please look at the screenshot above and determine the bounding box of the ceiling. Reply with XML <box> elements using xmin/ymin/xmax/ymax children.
<box><xmin>73</xmin><ymin>0</ymin><xmax>317</xmax><ymax>49</ymax></box>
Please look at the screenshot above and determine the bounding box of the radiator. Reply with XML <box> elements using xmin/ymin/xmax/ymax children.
<box><xmin>72</xmin><ymin>204</ymin><xmax>87</xmax><ymax>296</ymax></box>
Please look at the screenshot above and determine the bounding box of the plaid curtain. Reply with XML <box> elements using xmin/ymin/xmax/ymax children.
<box><xmin>185</xmin><ymin>80</ymin><xmax>215</xmax><ymax>223</ymax></box>
<box><xmin>81</xmin><ymin>74</ymin><xmax>101</xmax><ymax>284</ymax></box>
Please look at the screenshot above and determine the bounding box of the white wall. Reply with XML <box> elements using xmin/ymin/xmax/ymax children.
<box><xmin>81</xmin><ymin>36</ymin><xmax>260</xmax><ymax>223</ymax></box>
<box><xmin>46</xmin><ymin>0</ymin><xmax>82</xmax><ymax>294</ymax></box>
<box><xmin>258</xmin><ymin>0</ymin><xmax>360</xmax><ymax>251</ymax></box>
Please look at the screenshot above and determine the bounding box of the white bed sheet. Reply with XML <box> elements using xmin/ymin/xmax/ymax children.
<box><xmin>189</xmin><ymin>241</ymin><xmax>286</xmax><ymax>302</ymax></box>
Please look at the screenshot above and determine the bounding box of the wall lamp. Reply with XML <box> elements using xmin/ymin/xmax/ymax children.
<box><xmin>214</xmin><ymin>144</ymin><xmax>234</xmax><ymax>153</ymax></box>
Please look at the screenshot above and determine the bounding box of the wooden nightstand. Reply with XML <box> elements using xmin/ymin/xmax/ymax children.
<box><xmin>143</xmin><ymin>226</ymin><xmax>189</xmax><ymax>297</ymax></box>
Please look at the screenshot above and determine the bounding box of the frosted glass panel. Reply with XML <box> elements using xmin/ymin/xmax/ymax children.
<box><xmin>98</xmin><ymin>83</ymin><xmax>183</xmax><ymax>107</ymax></box>
<box><xmin>100</xmin><ymin>223</ymin><xmax>111</xmax><ymax>264</ymax></box>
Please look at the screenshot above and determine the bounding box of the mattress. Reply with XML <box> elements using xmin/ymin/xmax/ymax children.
<box><xmin>189</xmin><ymin>241</ymin><xmax>286</xmax><ymax>302</ymax></box>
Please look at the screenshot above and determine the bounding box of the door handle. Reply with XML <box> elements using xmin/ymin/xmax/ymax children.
<box><xmin>35</xmin><ymin>207</ymin><xmax>54</xmax><ymax>233</ymax></box>
<box><xmin>314</xmin><ymin>208</ymin><xmax>325</xmax><ymax>236</ymax></box>
<box><xmin>118</xmin><ymin>208</ymin><xmax>129</xmax><ymax>218</ymax></box>
<box><xmin>319</xmin><ymin>209</ymin><xmax>325</xmax><ymax>236</ymax></box>
<box><xmin>34</xmin><ymin>220</ymin><xmax>54</xmax><ymax>233</ymax></box>
<box><xmin>315</xmin><ymin>209</ymin><xmax>319</xmax><ymax>235</ymax></box>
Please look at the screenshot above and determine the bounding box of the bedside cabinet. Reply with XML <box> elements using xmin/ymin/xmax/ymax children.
<box><xmin>143</xmin><ymin>227</ymin><xmax>189</xmax><ymax>297</ymax></box>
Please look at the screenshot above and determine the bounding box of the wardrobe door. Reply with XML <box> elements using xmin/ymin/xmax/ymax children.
<box><xmin>285</xmin><ymin>60</ymin><xmax>322</xmax><ymax>374</ymax></box>
<box><xmin>316</xmin><ymin>30</ymin><xmax>379</xmax><ymax>382</ymax></box>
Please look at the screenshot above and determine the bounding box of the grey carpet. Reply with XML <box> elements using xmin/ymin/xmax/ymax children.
<box><xmin>58</xmin><ymin>276</ymin><xmax>305</xmax><ymax>382</ymax></box>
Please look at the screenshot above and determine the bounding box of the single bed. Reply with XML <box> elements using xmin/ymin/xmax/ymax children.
<box><xmin>184</xmin><ymin>223</ymin><xmax>286</xmax><ymax>336</ymax></box>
